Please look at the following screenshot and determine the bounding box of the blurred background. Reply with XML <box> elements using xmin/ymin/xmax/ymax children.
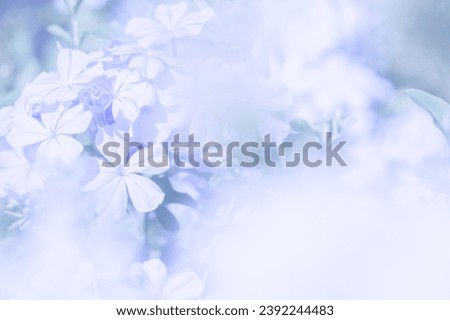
<box><xmin>1</xmin><ymin>0</ymin><xmax>450</xmax><ymax>299</ymax></box>
<box><xmin>2</xmin><ymin>0</ymin><xmax>450</xmax><ymax>104</ymax></box>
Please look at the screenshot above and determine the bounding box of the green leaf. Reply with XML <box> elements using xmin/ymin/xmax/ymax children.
<box><xmin>63</xmin><ymin>0</ymin><xmax>83</xmax><ymax>14</ymax></box>
<box><xmin>47</xmin><ymin>25</ymin><xmax>72</xmax><ymax>44</ymax></box>
<box><xmin>73</xmin><ymin>0</ymin><xmax>84</xmax><ymax>14</ymax></box>
<box><xmin>290</xmin><ymin>119</ymin><xmax>315</xmax><ymax>134</ymax></box>
<box><xmin>289</xmin><ymin>119</ymin><xmax>320</xmax><ymax>141</ymax></box>
<box><xmin>64</xmin><ymin>0</ymin><xmax>74</xmax><ymax>14</ymax></box>
<box><xmin>155</xmin><ymin>206</ymin><xmax>179</xmax><ymax>233</ymax></box>
<box><xmin>88</xmin><ymin>31</ymin><xmax>110</xmax><ymax>40</ymax></box>
<box><xmin>404</xmin><ymin>89</ymin><xmax>450</xmax><ymax>144</ymax></box>
<box><xmin>79</xmin><ymin>31</ymin><xmax>89</xmax><ymax>47</ymax></box>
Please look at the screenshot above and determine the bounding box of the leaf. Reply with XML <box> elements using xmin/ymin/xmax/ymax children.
<box><xmin>404</xmin><ymin>89</ymin><xmax>450</xmax><ymax>143</ymax></box>
<box><xmin>64</xmin><ymin>0</ymin><xmax>74</xmax><ymax>14</ymax></box>
<box><xmin>79</xmin><ymin>31</ymin><xmax>88</xmax><ymax>47</ymax></box>
<box><xmin>290</xmin><ymin>119</ymin><xmax>315</xmax><ymax>134</ymax></box>
<box><xmin>63</xmin><ymin>0</ymin><xmax>83</xmax><ymax>14</ymax></box>
<box><xmin>73</xmin><ymin>0</ymin><xmax>84</xmax><ymax>14</ymax></box>
<box><xmin>155</xmin><ymin>206</ymin><xmax>179</xmax><ymax>232</ymax></box>
<box><xmin>47</xmin><ymin>25</ymin><xmax>72</xmax><ymax>43</ymax></box>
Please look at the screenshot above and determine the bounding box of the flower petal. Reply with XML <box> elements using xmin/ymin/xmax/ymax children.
<box><xmin>174</xmin><ymin>6</ymin><xmax>215</xmax><ymax>38</ymax></box>
<box><xmin>6</xmin><ymin>113</ymin><xmax>48</xmax><ymax>147</ymax></box>
<box><xmin>162</xmin><ymin>269</ymin><xmax>203</xmax><ymax>299</ymax></box>
<box><xmin>83</xmin><ymin>167</ymin><xmax>128</xmax><ymax>218</ymax></box>
<box><xmin>126</xmin><ymin>145</ymin><xmax>169</xmax><ymax>175</ymax></box>
<box><xmin>125</xmin><ymin>174</ymin><xmax>164</xmax><ymax>213</ymax></box>
<box><xmin>130</xmin><ymin>259</ymin><xmax>167</xmax><ymax>298</ymax></box>
<box><xmin>0</xmin><ymin>149</ymin><xmax>44</xmax><ymax>194</ymax></box>
<box><xmin>37</xmin><ymin>135</ymin><xmax>83</xmax><ymax>166</ymax></box>
<box><xmin>125</xmin><ymin>18</ymin><xmax>166</xmax><ymax>48</ymax></box>
<box><xmin>0</xmin><ymin>106</ymin><xmax>15</xmax><ymax>136</ymax></box>
<box><xmin>154</xmin><ymin>2</ymin><xmax>188</xmax><ymax>27</ymax></box>
<box><xmin>55</xmin><ymin>104</ymin><xmax>92</xmax><ymax>135</ymax></box>
<box><xmin>57</xmin><ymin>49</ymin><xmax>90</xmax><ymax>85</ymax></box>
<box><xmin>27</xmin><ymin>72</ymin><xmax>66</xmax><ymax>105</ymax></box>
<box><xmin>74</xmin><ymin>63</ymin><xmax>104</xmax><ymax>85</ymax></box>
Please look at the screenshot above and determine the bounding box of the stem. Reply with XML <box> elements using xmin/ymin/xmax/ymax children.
<box><xmin>446</xmin><ymin>144</ymin><xmax>450</xmax><ymax>193</ymax></box>
<box><xmin>144</xmin><ymin>212</ymin><xmax>150</xmax><ymax>260</ymax></box>
<box><xmin>71</xmin><ymin>15</ymin><xmax>80</xmax><ymax>48</ymax></box>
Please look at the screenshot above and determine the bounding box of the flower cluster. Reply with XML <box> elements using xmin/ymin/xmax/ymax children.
<box><xmin>0</xmin><ymin>1</ymin><xmax>304</xmax><ymax>299</ymax></box>
<box><xmin>0</xmin><ymin>1</ymin><xmax>217</xmax><ymax>298</ymax></box>
<box><xmin>0</xmin><ymin>2</ymin><xmax>217</xmax><ymax>217</ymax></box>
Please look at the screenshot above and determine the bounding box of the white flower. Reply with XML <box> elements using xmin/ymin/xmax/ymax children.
<box><xmin>129</xmin><ymin>51</ymin><xmax>169</xmax><ymax>80</ymax></box>
<box><xmin>0</xmin><ymin>148</ymin><xmax>45</xmax><ymax>196</ymax></box>
<box><xmin>26</xmin><ymin>49</ymin><xmax>103</xmax><ymax>105</ymax></box>
<box><xmin>82</xmin><ymin>133</ymin><xmax>167</xmax><ymax>217</ymax></box>
<box><xmin>125</xmin><ymin>2</ymin><xmax>214</xmax><ymax>48</ymax></box>
<box><xmin>109</xmin><ymin>70</ymin><xmax>156</xmax><ymax>121</ymax></box>
<box><xmin>128</xmin><ymin>259</ymin><xmax>203</xmax><ymax>299</ymax></box>
<box><xmin>108</xmin><ymin>43</ymin><xmax>178</xmax><ymax>80</ymax></box>
<box><xmin>6</xmin><ymin>104</ymin><xmax>92</xmax><ymax>167</ymax></box>
<box><xmin>0</xmin><ymin>106</ymin><xmax>14</xmax><ymax>136</ymax></box>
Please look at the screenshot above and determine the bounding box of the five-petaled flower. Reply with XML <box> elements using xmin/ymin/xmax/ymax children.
<box><xmin>0</xmin><ymin>148</ymin><xmax>45</xmax><ymax>196</ymax></box>
<box><xmin>83</xmin><ymin>133</ymin><xmax>167</xmax><ymax>217</ymax></box>
<box><xmin>127</xmin><ymin>259</ymin><xmax>203</xmax><ymax>299</ymax></box>
<box><xmin>6</xmin><ymin>104</ymin><xmax>92</xmax><ymax>167</ymax></box>
<box><xmin>26</xmin><ymin>49</ymin><xmax>103</xmax><ymax>105</ymax></box>
<box><xmin>125</xmin><ymin>2</ymin><xmax>215</xmax><ymax>48</ymax></box>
